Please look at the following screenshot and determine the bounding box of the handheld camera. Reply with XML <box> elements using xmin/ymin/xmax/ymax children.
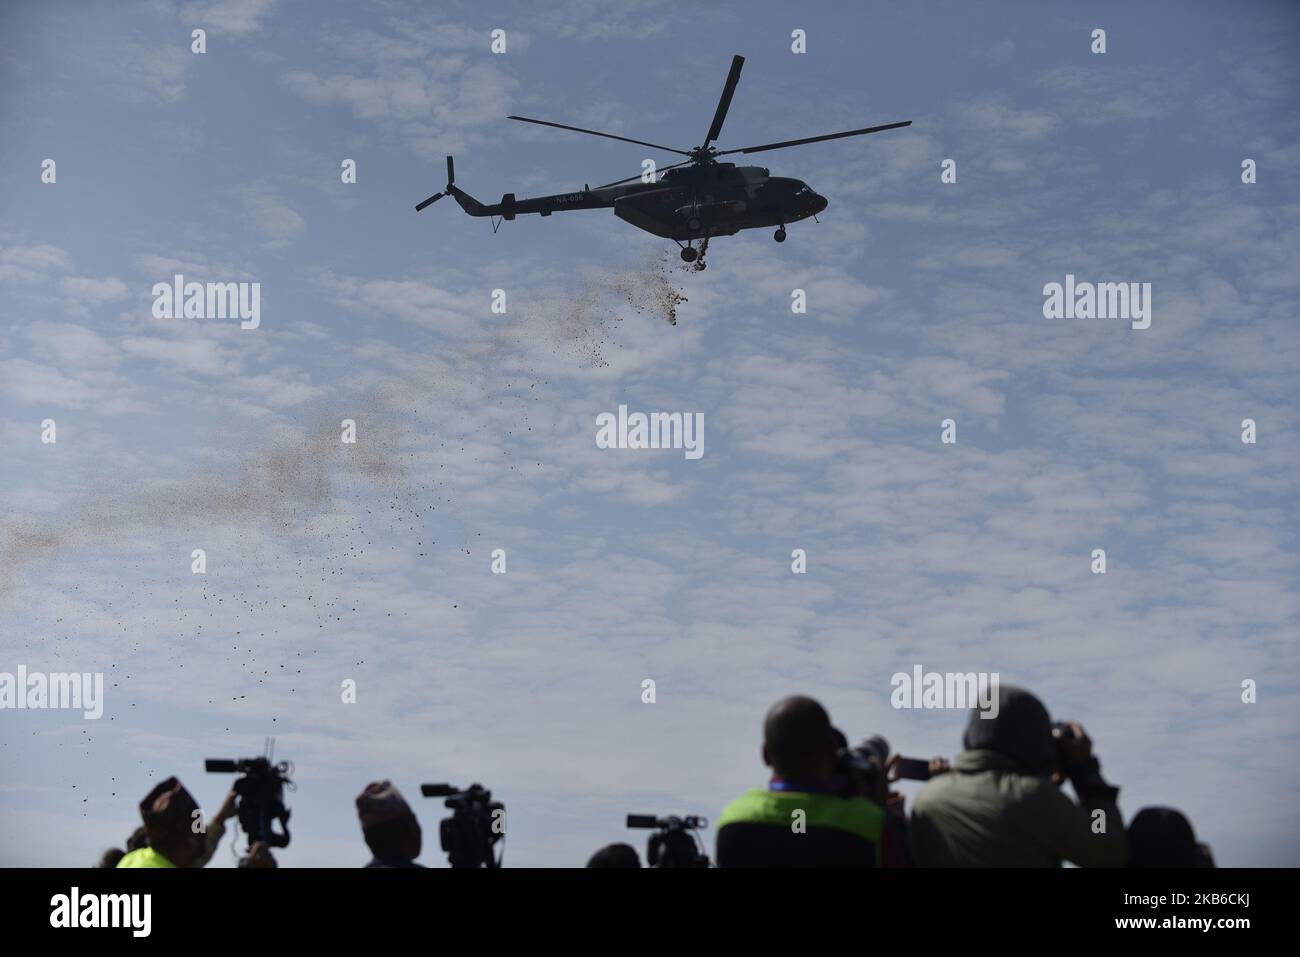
<box><xmin>205</xmin><ymin>739</ymin><xmax>294</xmax><ymax>854</ymax></box>
<box><xmin>421</xmin><ymin>782</ymin><xmax>505</xmax><ymax>868</ymax></box>
<box><xmin>626</xmin><ymin>814</ymin><xmax>711</xmax><ymax>868</ymax></box>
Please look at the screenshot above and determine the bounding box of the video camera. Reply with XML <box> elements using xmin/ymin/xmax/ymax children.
<box><xmin>205</xmin><ymin>739</ymin><xmax>294</xmax><ymax>855</ymax></box>
<box><xmin>626</xmin><ymin>814</ymin><xmax>711</xmax><ymax>868</ymax></box>
<box><xmin>421</xmin><ymin>782</ymin><xmax>505</xmax><ymax>868</ymax></box>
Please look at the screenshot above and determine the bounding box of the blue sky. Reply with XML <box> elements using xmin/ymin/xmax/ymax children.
<box><xmin>1</xmin><ymin>0</ymin><xmax>1298</xmax><ymax>867</ymax></box>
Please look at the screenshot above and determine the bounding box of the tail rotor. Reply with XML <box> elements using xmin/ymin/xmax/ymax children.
<box><xmin>415</xmin><ymin>156</ymin><xmax>456</xmax><ymax>212</ymax></box>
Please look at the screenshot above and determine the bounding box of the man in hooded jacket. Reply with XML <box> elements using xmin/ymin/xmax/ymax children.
<box><xmin>909</xmin><ymin>685</ymin><xmax>1127</xmax><ymax>867</ymax></box>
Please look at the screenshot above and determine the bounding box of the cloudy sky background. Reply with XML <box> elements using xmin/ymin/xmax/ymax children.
<box><xmin>2</xmin><ymin>0</ymin><xmax>1298</xmax><ymax>866</ymax></box>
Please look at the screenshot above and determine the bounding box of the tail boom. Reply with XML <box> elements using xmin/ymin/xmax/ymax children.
<box><xmin>419</xmin><ymin>155</ymin><xmax>614</xmax><ymax>219</ymax></box>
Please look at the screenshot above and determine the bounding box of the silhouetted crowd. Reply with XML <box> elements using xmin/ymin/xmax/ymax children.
<box><xmin>99</xmin><ymin>685</ymin><xmax>1213</xmax><ymax>868</ymax></box>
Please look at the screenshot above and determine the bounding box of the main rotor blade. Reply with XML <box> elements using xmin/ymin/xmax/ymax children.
<box><xmin>507</xmin><ymin>115</ymin><xmax>690</xmax><ymax>156</ymax></box>
<box><xmin>716</xmin><ymin>120</ymin><xmax>912</xmax><ymax>156</ymax></box>
<box><xmin>415</xmin><ymin>192</ymin><xmax>444</xmax><ymax>212</ymax></box>
<box><xmin>595</xmin><ymin>158</ymin><xmax>695</xmax><ymax>190</ymax></box>
<box><xmin>704</xmin><ymin>54</ymin><xmax>745</xmax><ymax>147</ymax></box>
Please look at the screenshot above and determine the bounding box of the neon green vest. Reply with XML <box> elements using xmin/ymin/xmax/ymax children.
<box><xmin>116</xmin><ymin>847</ymin><xmax>176</xmax><ymax>868</ymax></box>
<box><xmin>718</xmin><ymin>788</ymin><xmax>884</xmax><ymax>865</ymax></box>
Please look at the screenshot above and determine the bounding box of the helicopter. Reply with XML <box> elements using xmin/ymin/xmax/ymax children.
<box><xmin>415</xmin><ymin>55</ymin><xmax>911</xmax><ymax>269</ymax></box>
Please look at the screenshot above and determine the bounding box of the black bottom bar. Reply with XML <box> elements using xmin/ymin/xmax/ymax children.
<box><xmin>3</xmin><ymin>866</ymin><xmax>1277</xmax><ymax>940</ymax></box>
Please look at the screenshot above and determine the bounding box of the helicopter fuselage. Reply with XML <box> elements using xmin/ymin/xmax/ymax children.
<box><xmin>454</xmin><ymin>163</ymin><xmax>828</xmax><ymax>241</ymax></box>
<box><xmin>417</xmin><ymin>54</ymin><xmax>909</xmax><ymax>263</ymax></box>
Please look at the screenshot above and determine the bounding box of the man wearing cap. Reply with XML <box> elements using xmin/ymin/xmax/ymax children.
<box><xmin>356</xmin><ymin>780</ymin><xmax>424</xmax><ymax>868</ymax></box>
<box><xmin>117</xmin><ymin>777</ymin><xmax>211</xmax><ymax>868</ymax></box>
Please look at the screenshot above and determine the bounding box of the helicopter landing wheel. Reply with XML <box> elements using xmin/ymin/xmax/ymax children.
<box><xmin>680</xmin><ymin>246</ymin><xmax>698</xmax><ymax>263</ymax></box>
<box><xmin>774</xmin><ymin>227</ymin><xmax>787</xmax><ymax>243</ymax></box>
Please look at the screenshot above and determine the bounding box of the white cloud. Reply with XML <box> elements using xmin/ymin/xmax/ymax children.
<box><xmin>975</xmin><ymin>39</ymin><xmax>1016</xmax><ymax>65</ymax></box>
<box><xmin>0</xmin><ymin>244</ymin><xmax>72</xmax><ymax>283</ymax></box>
<box><xmin>180</xmin><ymin>0</ymin><xmax>277</xmax><ymax>35</ymax></box>
<box><xmin>534</xmin><ymin>0</ymin><xmax>671</xmax><ymax>41</ymax></box>
<box><xmin>281</xmin><ymin>30</ymin><xmax>518</xmax><ymax>157</ymax></box>
<box><xmin>953</xmin><ymin>93</ymin><xmax>1059</xmax><ymax>140</ymax></box>
<box><xmin>120</xmin><ymin>335</ymin><xmax>237</xmax><ymax>376</ymax></box>
<box><xmin>232</xmin><ymin>184</ymin><xmax>306</xmax><ymax>248</ymax></box>
<box><xmin>0</xmin><ymin>357</ymin><xmax>106</xmax><ymax>407</ymax></box>
<box><xmin>60</xmin><ymin>275</ymin><xmax>129</xmax><ymax>314</ymax></box>
<box><xmin>23</xmin><ymin>321</ymin><xmax>120</xmax><ymax>371</ymax></box>
<box><xmin>114</xmin><ymin>42</ymin><xmax>191</xmax><ymax>104</ymax></box>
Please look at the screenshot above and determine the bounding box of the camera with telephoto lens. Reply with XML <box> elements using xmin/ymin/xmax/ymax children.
<box><xmin>421</xmin><ymin>782</ymin><xmax>505</xmax><ymax>868</ymax></box>
<box><xmin>626</xmin><ymin>814</ymin><xmax>711</xmax><ymax>868</ymax></box>
<box><xmin>1052</xmin><ymin>721</ymin><xmax>1080</xmax><ymax>771</ymax></box>
<box><xmin>1053</xmin><ymin>721</ymin><xmax>1078</xmax><ymax>741</ymax></box>
<box><xmin>204</xmin><ymin>742</ymin><xmax>294</xmax><ymax>855</ymax></box>
<box><xmin>835</xmin><ymin>734</ymin><xmax>891</xmax><ymax>798</ymax></box>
